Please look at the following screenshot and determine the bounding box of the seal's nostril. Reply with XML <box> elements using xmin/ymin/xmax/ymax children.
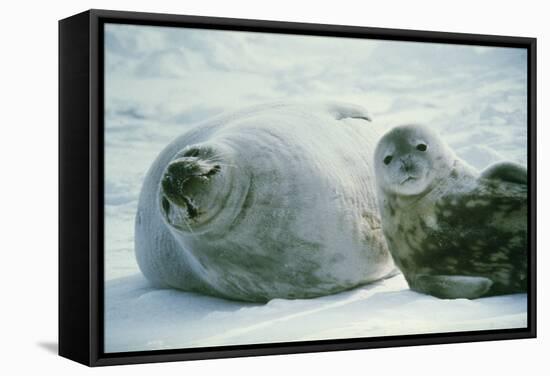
<box><xmin>400</xmin><ymin>159</ymin><xmax>410</xmax><ymax>172</ymax></box>
<box><xmin>167</xmin><ymin>158</ymin><xmax>200</xmax><ymax>177</ymax></box>
<box><xmin>400</xmin><ymin>157</ymin><xmax>417</xmax><ymax>173</ymax></box>
<box><xmin>205</xmin><ymin>165</ymin><xmax>221</xmax><ymax>178</ymax></box>
<box><xmin>183</xmin><ymin>147</ymin><xmax>201</xmax><ymax>157</ymax></box>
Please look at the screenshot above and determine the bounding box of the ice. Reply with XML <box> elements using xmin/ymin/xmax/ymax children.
<box><xmin>103</xmin><ymin>24</ymin><xmax>528</xmax><ymax>352</ymax></box>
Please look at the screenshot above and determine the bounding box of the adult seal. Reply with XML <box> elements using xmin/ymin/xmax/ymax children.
<box><xmin>135</xmin><ymin>102</ymin><xmax>395</xmax><ymax>302</ymax></box>
<box><xmin>374</xmin><ymin>124</ymin><xmax>527</xmax><ymax>299</ymax></box>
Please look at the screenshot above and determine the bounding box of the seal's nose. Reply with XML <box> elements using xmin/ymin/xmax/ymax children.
<box><xmin>161</xmin><ymin>157</ymin><xmax>220</xmax><ymax>217</ymax></box>
<box><xmin>400</xmin><ymin>157</ymin><xmax>414</xmax><ymax>173</ymax></box>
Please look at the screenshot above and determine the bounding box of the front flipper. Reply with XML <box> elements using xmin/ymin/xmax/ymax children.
<box><xmin>326</xmin><ymin>102</ymin><xmax>372</xmax><ymax>122</ymax></box>
<box><xmin>480</xmin><ymin>161</ymin><xmax>527</xmax><ymax>185</ymax></box>
<box><xmin>413</xmin><ymin>274</ymin><xmax>493</xmax><ymax>299</ymax></box>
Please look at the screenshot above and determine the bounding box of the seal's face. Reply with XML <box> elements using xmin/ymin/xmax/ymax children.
<box><xmin>375</xmin><ymin>125</ymin><xmax>453</xmax><ymax>196</ymax></box>
<box><xmin>159</xmin><ymin>143</ymin><xmax>233</xmax><ymax>232</ymax></box>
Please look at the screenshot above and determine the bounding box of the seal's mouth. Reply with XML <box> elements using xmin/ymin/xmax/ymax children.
<box><xmin>161</xmin><ymin>196</ymin><xmax>193</xmax><ymax>231</ymax></box>
<box><xmin>162</xmin><ymin>194</ymin><xmax>198</xmax><ymax>221</ymax></box>
<box><xmin>400</xmin><ymin>176</ymin><xmax>417</xmax><ymax>185</ymax></box>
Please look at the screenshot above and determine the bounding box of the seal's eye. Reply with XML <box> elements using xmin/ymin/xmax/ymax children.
<box><xmin>383</xmin><ymin>155</ymin><xmax>393</xmax><ymax>165</ymax></box>
<box><xmin>416</xmin><ymin>143</ymin><xmax>427</xmax><ymax>151</ymax></box>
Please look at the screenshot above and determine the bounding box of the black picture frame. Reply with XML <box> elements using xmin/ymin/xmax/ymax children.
<box><xmin>59</xmin><ymin>9</ymin><xmax>537</xmax><ymax>367</ymax></box>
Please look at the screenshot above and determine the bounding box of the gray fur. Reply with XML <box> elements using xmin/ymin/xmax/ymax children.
<box><xmin>135</xmin><ymin>102</ymin><xmax>395</xmax><ymax>302</ymax></box>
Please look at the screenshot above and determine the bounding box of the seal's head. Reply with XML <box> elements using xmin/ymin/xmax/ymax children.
<box><xmin>374</xmin><ymin>125</ymin><xmax>454</xmax><ymax>196</ymax></box>
<box><xmin>159</xmin><ymin>143</ymin><xmax>245</xmax><ymax>233</ymax></box>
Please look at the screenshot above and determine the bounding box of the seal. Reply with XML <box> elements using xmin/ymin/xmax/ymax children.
<box><xmin>374</xmin><ymin>124</ymin><xmax>527</xmax><ymax>299</ymax></box>
<box><xmin>135</xmin><ymin>102</ymin><xmax>395</xmax><ymax>302</ymax></box>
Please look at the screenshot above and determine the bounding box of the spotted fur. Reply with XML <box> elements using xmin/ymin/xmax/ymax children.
<box><xmin>374</xmin><ymin>125</ymin><xmax>527</xmax><ymax>299</ymax></box>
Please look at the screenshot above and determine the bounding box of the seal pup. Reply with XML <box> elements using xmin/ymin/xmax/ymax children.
<box><xmin>135</xmin><ymin>102</ymin><xmax>395</xmax><ymax>302</ymax></box>
<box><xmin>374</xmin><ymin>124</ymin><xmax>527</xmax><ymax>299</ymax></box>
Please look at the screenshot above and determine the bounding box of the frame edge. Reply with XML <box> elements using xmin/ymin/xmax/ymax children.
<box><xmin>58</xmin><ymin>10</ymin><xmax>93</xmax><ymax>367</ymax></box>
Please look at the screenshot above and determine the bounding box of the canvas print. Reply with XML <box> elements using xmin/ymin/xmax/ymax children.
<box><xmin>103</xmin><ymin>23</ymin><xmax>528</xmax><ymax>353</ymax></box>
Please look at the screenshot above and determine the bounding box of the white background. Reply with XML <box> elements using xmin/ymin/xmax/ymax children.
<box><xmin>0</xmin><ymin>0</ymin><xmax>546</xmax><ymax>374</ymax></box>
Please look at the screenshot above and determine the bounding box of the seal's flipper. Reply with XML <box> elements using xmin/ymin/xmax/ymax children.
<box><xmin>480</xmin><ymin>161</ymin><xmax>527</xmax><ymax>185</ymax></box>
<box><xmin>326</xmin><ymin>103</ymin><xmax>372</xmax><ymax>122</ymax></box>
<box><xmin>413</xmin><ymin>274</ymin><xmax>493</xmax><ymax>299</ymax></box>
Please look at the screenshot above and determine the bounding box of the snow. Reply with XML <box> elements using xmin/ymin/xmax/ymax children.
<box><xmin>105</xmin><ymin>274</ymin><xmax>526</xmax><ymax>353</ymax></box>
<box><xmin>103</xmin><ymin>24</ymin><xmax>528</xmax><ymax>352</ymax></box>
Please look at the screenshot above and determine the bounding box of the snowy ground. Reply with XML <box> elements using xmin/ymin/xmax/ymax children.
<box><xmin>105</xmin><ymin>274</ymin><xmax>526</xmax><ymax>353</ymax></box>
<box><xmin>103</xmin><ymin>24</ymin><xmax>528</xmax><ymax>352</ymax></box>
